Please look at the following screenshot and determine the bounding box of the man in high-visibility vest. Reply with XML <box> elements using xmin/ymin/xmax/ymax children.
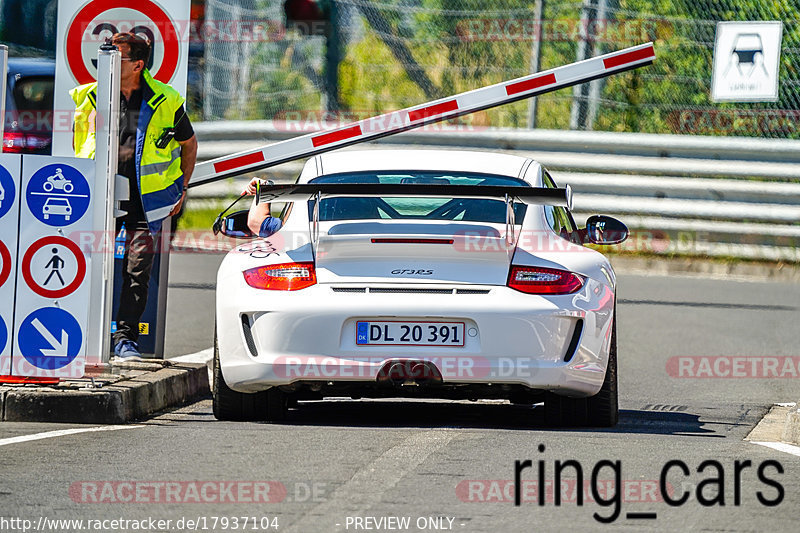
<box><xmin>71</xmin><ymin>33</ymin><xmax>198</xmax><ymax>360</ymax></box>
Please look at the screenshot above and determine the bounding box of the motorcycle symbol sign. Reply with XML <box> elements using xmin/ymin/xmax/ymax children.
<box><xmin>42</xmin><ymin>168</ymin><xmax>75</xmax><ymax>193</ymax></box>
<box><xmin>26</xmin><ymin>164</ymin><xmax>90</xmax><ymax>226</ymax></box>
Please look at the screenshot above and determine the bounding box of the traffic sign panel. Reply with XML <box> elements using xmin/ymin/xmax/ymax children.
<box><xmin>0</xmin><ymin>163</ymin><xmax>16</xmax><ymax>220</ymax></box>
<box><xmin>17</xmin><ymin>307</ymin><xmax>82</xmax><ymax>370</ymax></box>
<box><xmin>25</xmin><ymin>163</ymin><xmax>91</xmax><ymax>227</ymax></box>
<box><xmin>21</xmin><ymin>236</ymin><xmax>87</xmax><ymax>298</ymax></box>
<box><xmin>52</xmin><ymin>0</ymin><xmax>190</xmax><ymax>156</ymax></box>
<box><xmin>65</xmin><ymin>0</ymin><xmax>182</xmax><ymax>85</ymax></box>
<box><xmin>0</xmin><ymin>154</ymin><xmax>21</xmax><ymax>377</ymax></box>
<box><xmin>13</xmin><ymin>155</ymin><xmax>94</xmax><ymax>377</ymax></box>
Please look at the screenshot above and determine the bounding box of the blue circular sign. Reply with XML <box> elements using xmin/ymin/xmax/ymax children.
<box><xmin>18</xmin><ymin>307</ymin><xmax>82</xmax><ymax>370</ymax></box>
<box><xmin>26</xmin><ymin>164</ymin><xmax>91</xmax><ymax>227</ymax></box>
<box><xmin>0</xmin><ymin>165</ymin><xmax>16</xmax><ymax>220</ymax></box>
<box><xmin>0</xmin><ymin>315</ymin><xmax>7</xmax><ymax>354</ymax></box>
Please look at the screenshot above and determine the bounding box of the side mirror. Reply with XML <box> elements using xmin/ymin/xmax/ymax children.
<box><xmin>585</xmin><ymin>215</ymin><xmax>628</xmax><ymax>245</ymax></box>
<box><xmin>212</xmin><ymin>209</ymin><xmax>256</xmax><ymax>238</ymax></box>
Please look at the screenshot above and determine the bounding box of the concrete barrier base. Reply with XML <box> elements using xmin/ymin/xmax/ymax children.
<box><xmin>0</xmin><ymin>361</ymin><xmax>209</xmax><ymax>424</ymax></box>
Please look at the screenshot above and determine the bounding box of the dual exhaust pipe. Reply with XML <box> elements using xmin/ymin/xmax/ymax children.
<box><xmin>376</xmin><ymin>360</ymin><xmax>443</xmax><ymax>387</ymax></box>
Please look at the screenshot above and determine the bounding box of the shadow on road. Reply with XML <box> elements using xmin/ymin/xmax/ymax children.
<box><xmin>260</xmin><ymin>400</ymin><xmax>726</xmax><ymax>436</ymax></box>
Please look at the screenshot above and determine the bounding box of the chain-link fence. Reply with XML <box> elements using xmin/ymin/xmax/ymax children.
<box><xmin>203</xmin><ymin>0</ymin><xmax>800</xmax><ymax>138</ymax></box>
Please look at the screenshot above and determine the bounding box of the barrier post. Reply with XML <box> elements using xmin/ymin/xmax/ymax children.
<box><xmin>87</xmin><ymin>45</ymin><xmax>120</xmax><ymax>365</ymax></box>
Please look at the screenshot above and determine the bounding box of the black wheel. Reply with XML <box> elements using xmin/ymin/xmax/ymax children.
<box><xmin>212</xmin><ymin>328</ymin><xmax>269</xmax><ymax>421</ymax></box>
<box><xmin>544</xmin><ymin>308</ymin><xmax>618</xmax><ymax>427</ymax></box>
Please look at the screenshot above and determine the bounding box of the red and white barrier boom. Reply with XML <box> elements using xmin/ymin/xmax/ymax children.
<box><xmin>189</xmin><ymin>42</ymin><xmax>655</xmax><ymax>187</ymax></box>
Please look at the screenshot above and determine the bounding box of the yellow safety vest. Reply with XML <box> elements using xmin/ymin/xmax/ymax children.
<box><xmin>70</xmin><ymin>69</ymin><xmax>186</xmax><ymax>233</ymax></box>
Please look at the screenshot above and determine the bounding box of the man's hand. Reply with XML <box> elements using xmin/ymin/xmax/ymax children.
<box><xmin>242</xmin><ymin>177</ymin><xmax>262</xmax><ymax>196</ymax></box>
<box><xmin>169</xmin><ymin>134</ymin><xmax>197</xmax><ymax>219</ymax></box>
<box><xmin>168</xmin><ymin>189</ymin><xmax>186</xmax><ymax>217</ymax></box>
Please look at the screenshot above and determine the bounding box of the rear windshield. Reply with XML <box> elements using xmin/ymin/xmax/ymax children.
<box><xmin>10</xmin><ymin>76</ymin><xmax>55</xmax><ymax>133</ymax></box>
<box><xmin>308</xmin><ymin>171</ymin><xmax>529</xmax><ymax>223</ymax></box>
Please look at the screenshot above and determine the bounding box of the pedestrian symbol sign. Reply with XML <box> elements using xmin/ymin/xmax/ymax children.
<box><xmin>44</xmin><ymin>249</ymin><xmax>66</xmax><ymax>286</ymax></box>
<box><xmin>17</xmin><ymin>307</ymin><xmax>82</xmax><ymax>370</ymax></box>
<box><xmin>21</xmin><ymin>236</ymin><xmax>87</xmax><ymax>299</ymax></box>
<box><xmin>25</xmin><ymin>164</ymin><xmax>91</xmax><ymax>226</ymax></box>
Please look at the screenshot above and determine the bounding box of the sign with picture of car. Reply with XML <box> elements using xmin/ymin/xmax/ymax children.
<box><xmin>712</xmin><ymin>21</ymin><xmax>783</xmax><ymax>102</ymax></box>
<box><xmin>12</xmin><ymin>155</ymin><xmax>95</xmax><ymax>378</ymax></box>
<box><xmin>25</xmin><ymin>163</ymin><xmax>90</xmax><ymax>227</ymax></box>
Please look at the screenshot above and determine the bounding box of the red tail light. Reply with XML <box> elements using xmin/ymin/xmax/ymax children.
<box><xmin>243</xmin><ymin>262</ymin><xmax>317</xmax><ymax>290</ymax></box>
<box><xmin>3</xmin><ymin>131</ymin><xmax>51</xmax><ymax>153</ymax></box>
<box><xmin>3</xmin><ymin>131</ymin><xmax>26</xmax><ymax>153</ymax></box>
<box><xmin>507</xmin><ymin>265</ymin><xmax>584</xmax><ymax>294</ymax></box>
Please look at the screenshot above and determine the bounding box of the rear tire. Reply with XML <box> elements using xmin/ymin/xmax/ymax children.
<box><xmin>212</xmin><ymin>328</ymin><xmax>281</xmax><ymax>421</ymax></box>
<box><xmin>545</xmin><ymin>308</ymin><xmax>618</xmax><ymax>427</ymax></box>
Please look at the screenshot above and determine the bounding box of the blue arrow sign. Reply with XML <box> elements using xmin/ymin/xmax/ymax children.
<box><xmin>18</xmin><ymin>307</ymin><xmax>82</xmax><ymax>369</ymax></box>
<box><xmin>26</xmin><ymin>164</ymin><xmax>91</xmax><ymax>227</ymax></box>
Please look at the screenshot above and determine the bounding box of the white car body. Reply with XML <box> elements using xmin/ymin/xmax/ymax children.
<box><xmin>215</xmin><ymin>149</ymin><xmax>619</xmax><ymax>425</ymax></box>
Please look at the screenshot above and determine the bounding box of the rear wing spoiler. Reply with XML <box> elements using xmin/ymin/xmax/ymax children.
<box><xmin>255</xmin><ymin>182</ymin><xmax>573</xmax><ymax>209</ymax></box>
<box><xmin>256</xmin><ymin>182</ymin><xmax>572</xmax><ymax>248</ymax></box>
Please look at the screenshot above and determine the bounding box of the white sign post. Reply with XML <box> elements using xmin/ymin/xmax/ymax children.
<box><xmin>711</xmin><ymin>21</ymin><xmax>783</xmax><ymax>102</ymax></box>
<box><xmin>87</xmin><ymin>46</ymin><xmax>121</xmax><ymax>366</ymax></box>
<box><xmin>52</xmin><ymin>0</ymin><xmax>190</xmax><ymax>156</ymax></box>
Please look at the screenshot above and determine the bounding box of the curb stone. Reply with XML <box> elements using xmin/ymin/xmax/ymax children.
<box><xmin>1</xmin><ymin>363</ymin><xmax>209</xmax><ymax>424</ymax></box>
<box><xmin>782</xmin><ymin>405</ymin><xmax>800</xmax><ymax>446</ymax></box>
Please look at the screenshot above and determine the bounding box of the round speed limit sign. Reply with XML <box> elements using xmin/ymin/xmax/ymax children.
<box><xmin>65</xmin><ymin>0</ymin><xmax>183</xmax><ymax>84</ymax></box>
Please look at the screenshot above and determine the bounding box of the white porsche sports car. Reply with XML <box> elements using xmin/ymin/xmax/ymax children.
<box><xmin>212</xmin><ymin>149</ymin><xmax>628</xmax><ymax>426</ymax></box>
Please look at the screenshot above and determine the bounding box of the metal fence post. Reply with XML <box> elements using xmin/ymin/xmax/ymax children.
<box><xmin>526</xmin><ymin>0</ymin><xmax>545</xmax><ymax>129</ymax></box>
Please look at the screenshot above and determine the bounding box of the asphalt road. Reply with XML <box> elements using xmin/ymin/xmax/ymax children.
<box><xmin>1</xmin><ymin>252</ymin><xmax>799</xmax><ymax>532</ymax></box>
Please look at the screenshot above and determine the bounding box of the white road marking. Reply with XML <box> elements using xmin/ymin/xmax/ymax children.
<box><xmin>0</xmin><ymin>425</ymin><xmax>144</xmax><ymax>447</ymax></box>
<box><xmin>285</xmin><ymin>429</ymin><xmax>457</xmax><ymax>533</ymax></box>
<box><xmin>751</xmin><ymin>441</ymin><xmax>800</xmax><ymax>457</ymax></box>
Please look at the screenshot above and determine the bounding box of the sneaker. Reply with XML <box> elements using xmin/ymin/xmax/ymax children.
<box><xmin>112</xmin><ymin>340</ymin><xmax>143</xmax><ymax>362</ymax></box>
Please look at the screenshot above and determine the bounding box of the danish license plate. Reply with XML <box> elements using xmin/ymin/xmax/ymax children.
<box><xmin>356</xmin><ymin>321</ymin><xmax>465</xmax><ymax>346</ymax></box>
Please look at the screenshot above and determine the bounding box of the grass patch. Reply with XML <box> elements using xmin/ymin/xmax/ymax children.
<box><xmin>177</xmin><ymin>206</ymin><xmax>223</xmax><ymax>231</ymax></box>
